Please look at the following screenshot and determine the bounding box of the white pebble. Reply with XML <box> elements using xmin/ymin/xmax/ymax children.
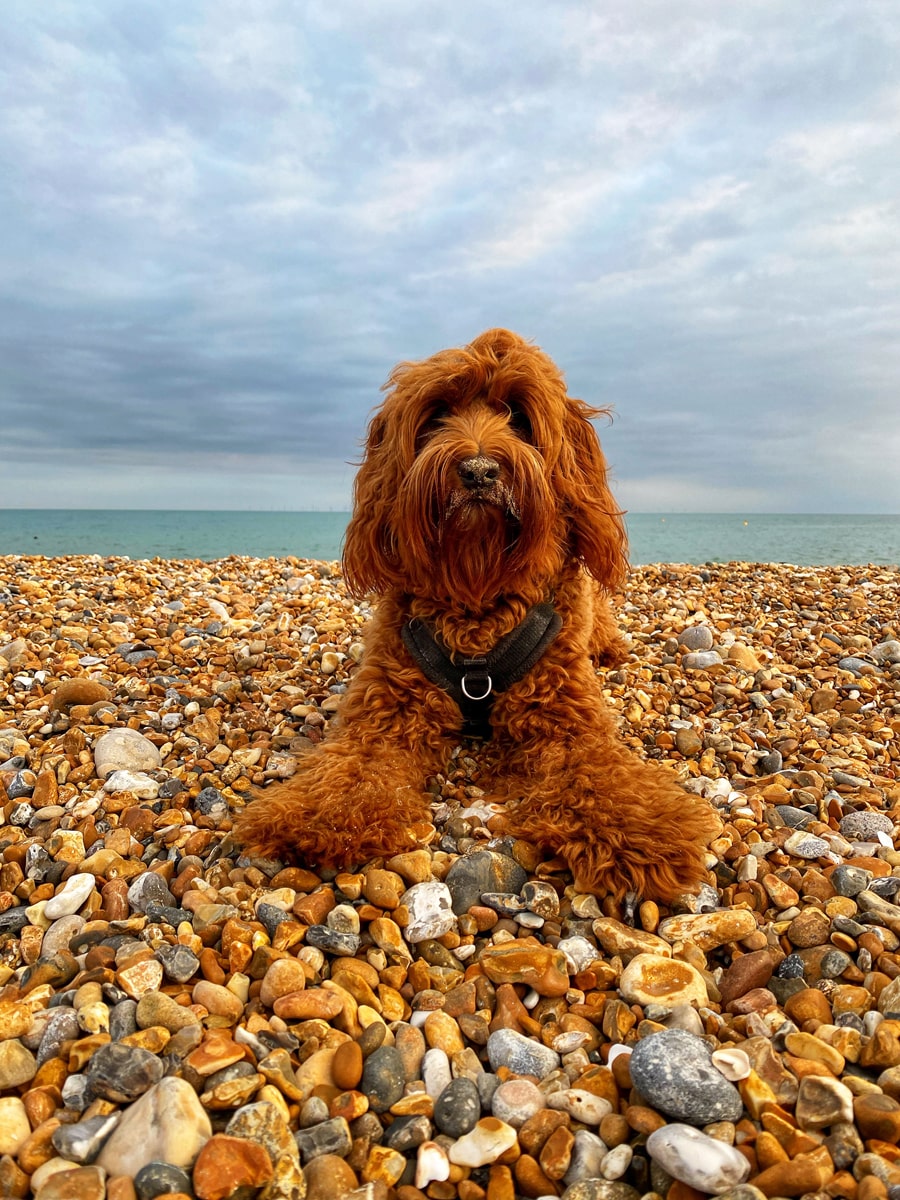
<box><xmin>44</xmin><ymin>873</ymin><xmax>96</xmax><ymax>919</ymax></box>
<box><xmin>602</xmin><ymin>1143</ymin><xmax>633</xmax><ymax>1180</ymax></box>
<box><xmin>547</xmin><ymin>1088</ymin><xmax>612</xmax><ymax>1125</ymax></box>
<box><xmin>711</xmin><ymin>1047</ymin><xmax>751</xmax><ymax>1081</ymax></box>
<box><xmin>415</xmin><ymin>1141</ymin><xmax>450</xmax><ymax>1188</ymax></box>
<box><xmin>448</xmin><ymin>1118</ymin><xmax>518</xmax><ymax>1167</ymax></box>
<box><xmin>647</xmin><ymin>1123</ymin><xmax>750</xmax><ymax>1192</ymax></box>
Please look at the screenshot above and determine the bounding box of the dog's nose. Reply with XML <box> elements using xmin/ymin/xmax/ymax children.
<box><xmin>458</xmin><ymin>455</ymin><xmax>501</xmax><ymax>489</ymax></box>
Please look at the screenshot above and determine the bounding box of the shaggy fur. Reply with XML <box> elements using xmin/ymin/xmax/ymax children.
<box><xmin>237</xmin><ymin>329</ymin><xmax>718</xmax><ymax>900</ymax></box>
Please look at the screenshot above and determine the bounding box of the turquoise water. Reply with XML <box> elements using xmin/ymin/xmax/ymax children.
<box><xmin>1</xmin><ymin>510</ymin><xmax>898</xmax><ymax>566</ymax></box>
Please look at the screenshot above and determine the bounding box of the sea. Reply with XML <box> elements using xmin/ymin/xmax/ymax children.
<box><xmin>1</xmin><ymin>510</ymin><xmax>899</xmax><ymax>568</ymax></box>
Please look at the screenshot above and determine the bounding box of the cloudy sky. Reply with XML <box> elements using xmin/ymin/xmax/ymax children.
<box><xmin>2</xmin><ymin>1</ymin><xmax>898</xmax><ymax>512</ymax></box>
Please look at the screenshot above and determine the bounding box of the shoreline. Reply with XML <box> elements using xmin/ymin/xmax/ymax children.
<box><xmin>1</xmin><ymin>554</ymin><xmax>899</xmax><ymax>1199</ymax></box>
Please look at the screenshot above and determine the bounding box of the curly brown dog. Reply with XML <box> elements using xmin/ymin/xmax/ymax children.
<box><xmin>237</xmin><ymin>328</ymin><xmax>718</xmax><ymax>900</ymax></box>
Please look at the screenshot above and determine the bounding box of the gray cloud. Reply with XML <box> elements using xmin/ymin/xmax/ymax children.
<box><xmin>1</xmin><ymin>0</ymin><xmax>898</xmax><ymax>510</ymax></box>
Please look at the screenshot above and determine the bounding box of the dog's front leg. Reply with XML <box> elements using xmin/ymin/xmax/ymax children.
<box><xmin>236</xmin><ymin>632</ymin><xmax>458</xmax><ymax>869</ymax></box>
<box><xmin>493</xmin><ymin>676</ymin><xmax>719</xmax><ymax>903</ymax></box>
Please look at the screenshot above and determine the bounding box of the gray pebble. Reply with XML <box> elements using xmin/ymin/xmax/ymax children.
<box><xmin>682</xmin><ymin>651</ymin><xmax>723</xmax><ymax>670</ymax></box>
<box><xmin>37</xmin><ymin>1007</ymin><xmax>81</xmax><ymax>1065</ymax></box>
<box><xmin>294</xmin><ymin>1115</ymin><xmax>352</xmax><ymax>1163</ymax></box>
<box><xmin>434</xmin><ymin>1076</ymin><xmax>480</xmax><ymax>1137</ymax></box>
<box><xmin>305</xmin><ymin>925</ymin><xmax>360</xmax><ymax>956</ymax></box>
<box><xmin>361</xmin><ymin>1045</ymin><xmax>407</xmax><ymax>1112</ymax></box>
<box><xmin>679</xmin><ymin>626</ymin><xmax>714</xmax><ymax>651</ymax></box>
<box><xmin>487</xmin><ymin>1029</ymin><xmax>560</xmax><ymax>1080</ymax></box>
<box><xmin>839</xmin><ymin>810</ymin><xmax>893</xmax><ymax>839</ymax></box>
<box><xmin>383</xmin><ymin>1114</ymin><xmax>432</xmax><ymax>1152</ymax></box>
<box><xmin>61</xmin><ymin>1073</ymin><xmax>94</xmax><ymax>1112</ymax></box>
<box><xmin>155</xmin><ymin>943</ymin><xmax>200</xmax><ymax>984</ymax></box>
<box><xmin>629</xmin><ymin>1029</ymin><xmax>743</xmax><ymax>1125</ymax></box>
<box><xmin>445</xmin><ymin>850</ymin><xmax>527</xmax><ymax>915</ymax></box>
<box><xmin>830</xmin><ymin>864</ymin><xmax>872</xmax><ymax>897</ymax></box>
<box><xmin>7</xmin><ymin>771</ymin><xmax>35</xmax><ymax>799</ymax></box>
<box><xmin>51</xmin><ymin>1112</ymin><xmax>120</xmax><ymax>1163</ymax></box>
<box><xmin>85</xmin><ymin>1041</ymin><xmax>164</xmax><ymax>1102</ymax></box>
<box><xmin>837</xmin><ymin>656</ymin><xmax>873</xmax><ymax>676</ymax></box>
<box><xmin>820</xmin><ymin>950</ymin><xmax>853</xmax><ymax>978</ymax></box>
<box><xmin>109</xmin><ymin>1000</ymin><xmax>139</xmax><ymax>1041</ymax></box>
<box><xmin>127</xmin><ymin>872</ymin><xmax>176</xmax><ymax>914</ymax></box>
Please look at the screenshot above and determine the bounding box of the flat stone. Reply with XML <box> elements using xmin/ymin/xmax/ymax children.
<box><xmin>44</xmin><ymin>874</ymin><xmax>96</xmax><ymax>919</ymax></box>
<box><xmin>840</xmin><ymin>810</ymin><xmax>894</xmax><ymax>840</ymax></box>
<box><xmin>646</xmin><ymin>1123</ymin><xmax>750</xmax><ymax>1192</ymax></box>
<box><xmin>96</xmin><ymin>1077</ymin><xmax>212</xmax><ymax>1176</ymax></box>
<box><xmin>434</xmin><ymin>1076</ymin><xmax>480</xmax><ymax>1137</ymax></box>
<box><xmin>480</xmin><ymin>941</ymin><xmax>570</xmax><ymax>996</ymax></box>
<box><xmin>447</xmin><ymin>1117</ymin><xmax>518</xmax><ymax>1167</ymax></box>
<box><xmin>618</xmin><ymin>953</ymin><xmax>708</xmax><ymax>1008</ymax></box>
<box><xmin>682</xmin><ymin>650</ymin><xmax>723</xmax><ymax>669</ymax></box>
<box><xmin>192</xmin><ymin>1134</ymin><xmax>272</xmax><ymax>1200</ymax></box>
<box><xmin>657</xmin><ymin>909</ymin><xmax>757</xmax><ymax>951</ymax></box>
<box><xmin>444</xmin><ymin>850</ymin><xmax>527</xmax><ymax>915</ymax></box>
<box><xmin>629</xmin><ymin>1029</ymin><xmax>743</xmax><ymax>1125</ymax></box>
<box><xmin>94</xmin><ymin>727</ymin><xmax>161</xmax><ymax>778</ymax></box>
<box><xmin>487</xmin><ymin>1028</ymin><xmax>561</xmax><ymax>1079</ymax></box>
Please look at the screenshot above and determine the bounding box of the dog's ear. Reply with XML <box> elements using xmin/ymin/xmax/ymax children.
<box><xmin>342</xmin><ymin>411</ymin><xmax>402</xmax><ymax>597</ymax></box>
<box><xmin>557</xmin><ymin>400</ymin><xmax>629</xmax><ymax>591</ymax></box>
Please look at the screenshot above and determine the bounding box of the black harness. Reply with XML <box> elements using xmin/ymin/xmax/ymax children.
<box><xmin>401</xmin><ymin>602</ymin><xmax>562</xmax><ymax>739</ymax></box>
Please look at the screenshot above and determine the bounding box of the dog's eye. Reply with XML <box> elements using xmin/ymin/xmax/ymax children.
<box><xmin>505</xmin><ymin>401</ymin><xmax>533</xmax><ymax>442</ymax></box>
<box><xmin>416</xmin><ymin>406</ymin><xmax>449</xmax><ymax>449</ymax></box>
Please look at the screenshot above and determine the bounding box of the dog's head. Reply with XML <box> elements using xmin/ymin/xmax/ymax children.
<box><xmin>343</xmin><ymin>328</ymin><xmax>628</xmax><ymax>607</ymax></box>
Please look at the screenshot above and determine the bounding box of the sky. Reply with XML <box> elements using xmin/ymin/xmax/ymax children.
<box><xmin>1</xmin><ymin>1</ymin><xmax>898</xmax><ymax>513</ymax></box>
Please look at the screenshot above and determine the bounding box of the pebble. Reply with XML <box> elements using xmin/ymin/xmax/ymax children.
<box><xmin>646</xmin><ymin>1123</ymin><xmax>751</xmax><ymax>1192</ymax></box>
<box><xmin>43</xmin><ymin>874</ymin><xmax>96</xmax><ymax>919</ymax></box>
<box><xmin>447</xmin><ymin>1117</ymin><xmax>518</xmax><ymax>1167</ymax></box>
<box><xmin>629</xmin><ymin>1029</ymin><xmax>744</xmax><ymax>1125</ymax></box>
<box><xmin>491</xmin><ymin>1077</ymin><xmax>546</xmax><ymax>1126</ymax></box>
<box><xmin>93</xmin><ymin>727</ymin><xmax>161</xmax><ymax>778</ymax></box>
<box><xmin>96</xmin><ymin>1077</ymin><xmax>211</xmax><ymax>1176</ymax></box>
<box><xmin>360</xmin><ymin>1046</ymin><xmax>407</xmax><ymax>1112</ymax></box>
<box><xmin>434</xmin><ymin>1076</ymin><xmax>481</xmax><ymax>1136</ymax></box>
<box><xmin>444</xmin><ymin>849</ymin><xmax>527</xmax><ymax>913</ymax></box>
<box><xmin>400</xmin><ymin>880</ymin><xmax>456</xmax><ymax>942</ymax></box>
<box><xmin>487</xmin><ymin>1028</ymin><xmax>561</xmax><ymax>1078</ymax></box>
<box><xmin>618</xmin><ymin>953</ymin><xmax>709</xmax><ymax>1008</ymax></box>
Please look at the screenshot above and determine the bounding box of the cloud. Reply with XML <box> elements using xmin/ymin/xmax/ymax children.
<box><xmin>0</xmin><ymin>0</ymin><xmax>898</xmax><ymax>510</ymax></box>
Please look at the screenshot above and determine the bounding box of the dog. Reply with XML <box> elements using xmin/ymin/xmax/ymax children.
<box><xmin>237</xmin><ymin>329</ymin><xmax>718</xmax><ymax>900</ymax></box>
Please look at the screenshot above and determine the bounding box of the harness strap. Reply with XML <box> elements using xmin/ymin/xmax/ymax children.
<box><xmin>402</xmin><ymin>602</ymin><xmax>562</xmax><ymax>738</ymax></box>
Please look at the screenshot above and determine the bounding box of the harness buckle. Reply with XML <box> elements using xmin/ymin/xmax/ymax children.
<box><xmin>460</xmin><ymin>656</ymin><xmax>493</xmax><ymax>702</ymax></box>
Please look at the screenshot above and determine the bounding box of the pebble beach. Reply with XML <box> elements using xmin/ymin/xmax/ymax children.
<box><xmin>1</xmin><ymin>553</ymin><xmax>899</xmax><ymax>1200</ymax></box>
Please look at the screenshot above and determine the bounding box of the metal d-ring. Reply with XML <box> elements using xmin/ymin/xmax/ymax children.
<box><xmin>461</xmin><ymin>672</ymin><xmax>493</xmax><ymax>701</ymax></box>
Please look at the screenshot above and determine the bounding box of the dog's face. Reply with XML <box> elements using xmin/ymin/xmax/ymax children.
<box><xmin>343</xmin><ymin>328</ymin><xmax>628</xmax><ymax>608</ymax></box>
